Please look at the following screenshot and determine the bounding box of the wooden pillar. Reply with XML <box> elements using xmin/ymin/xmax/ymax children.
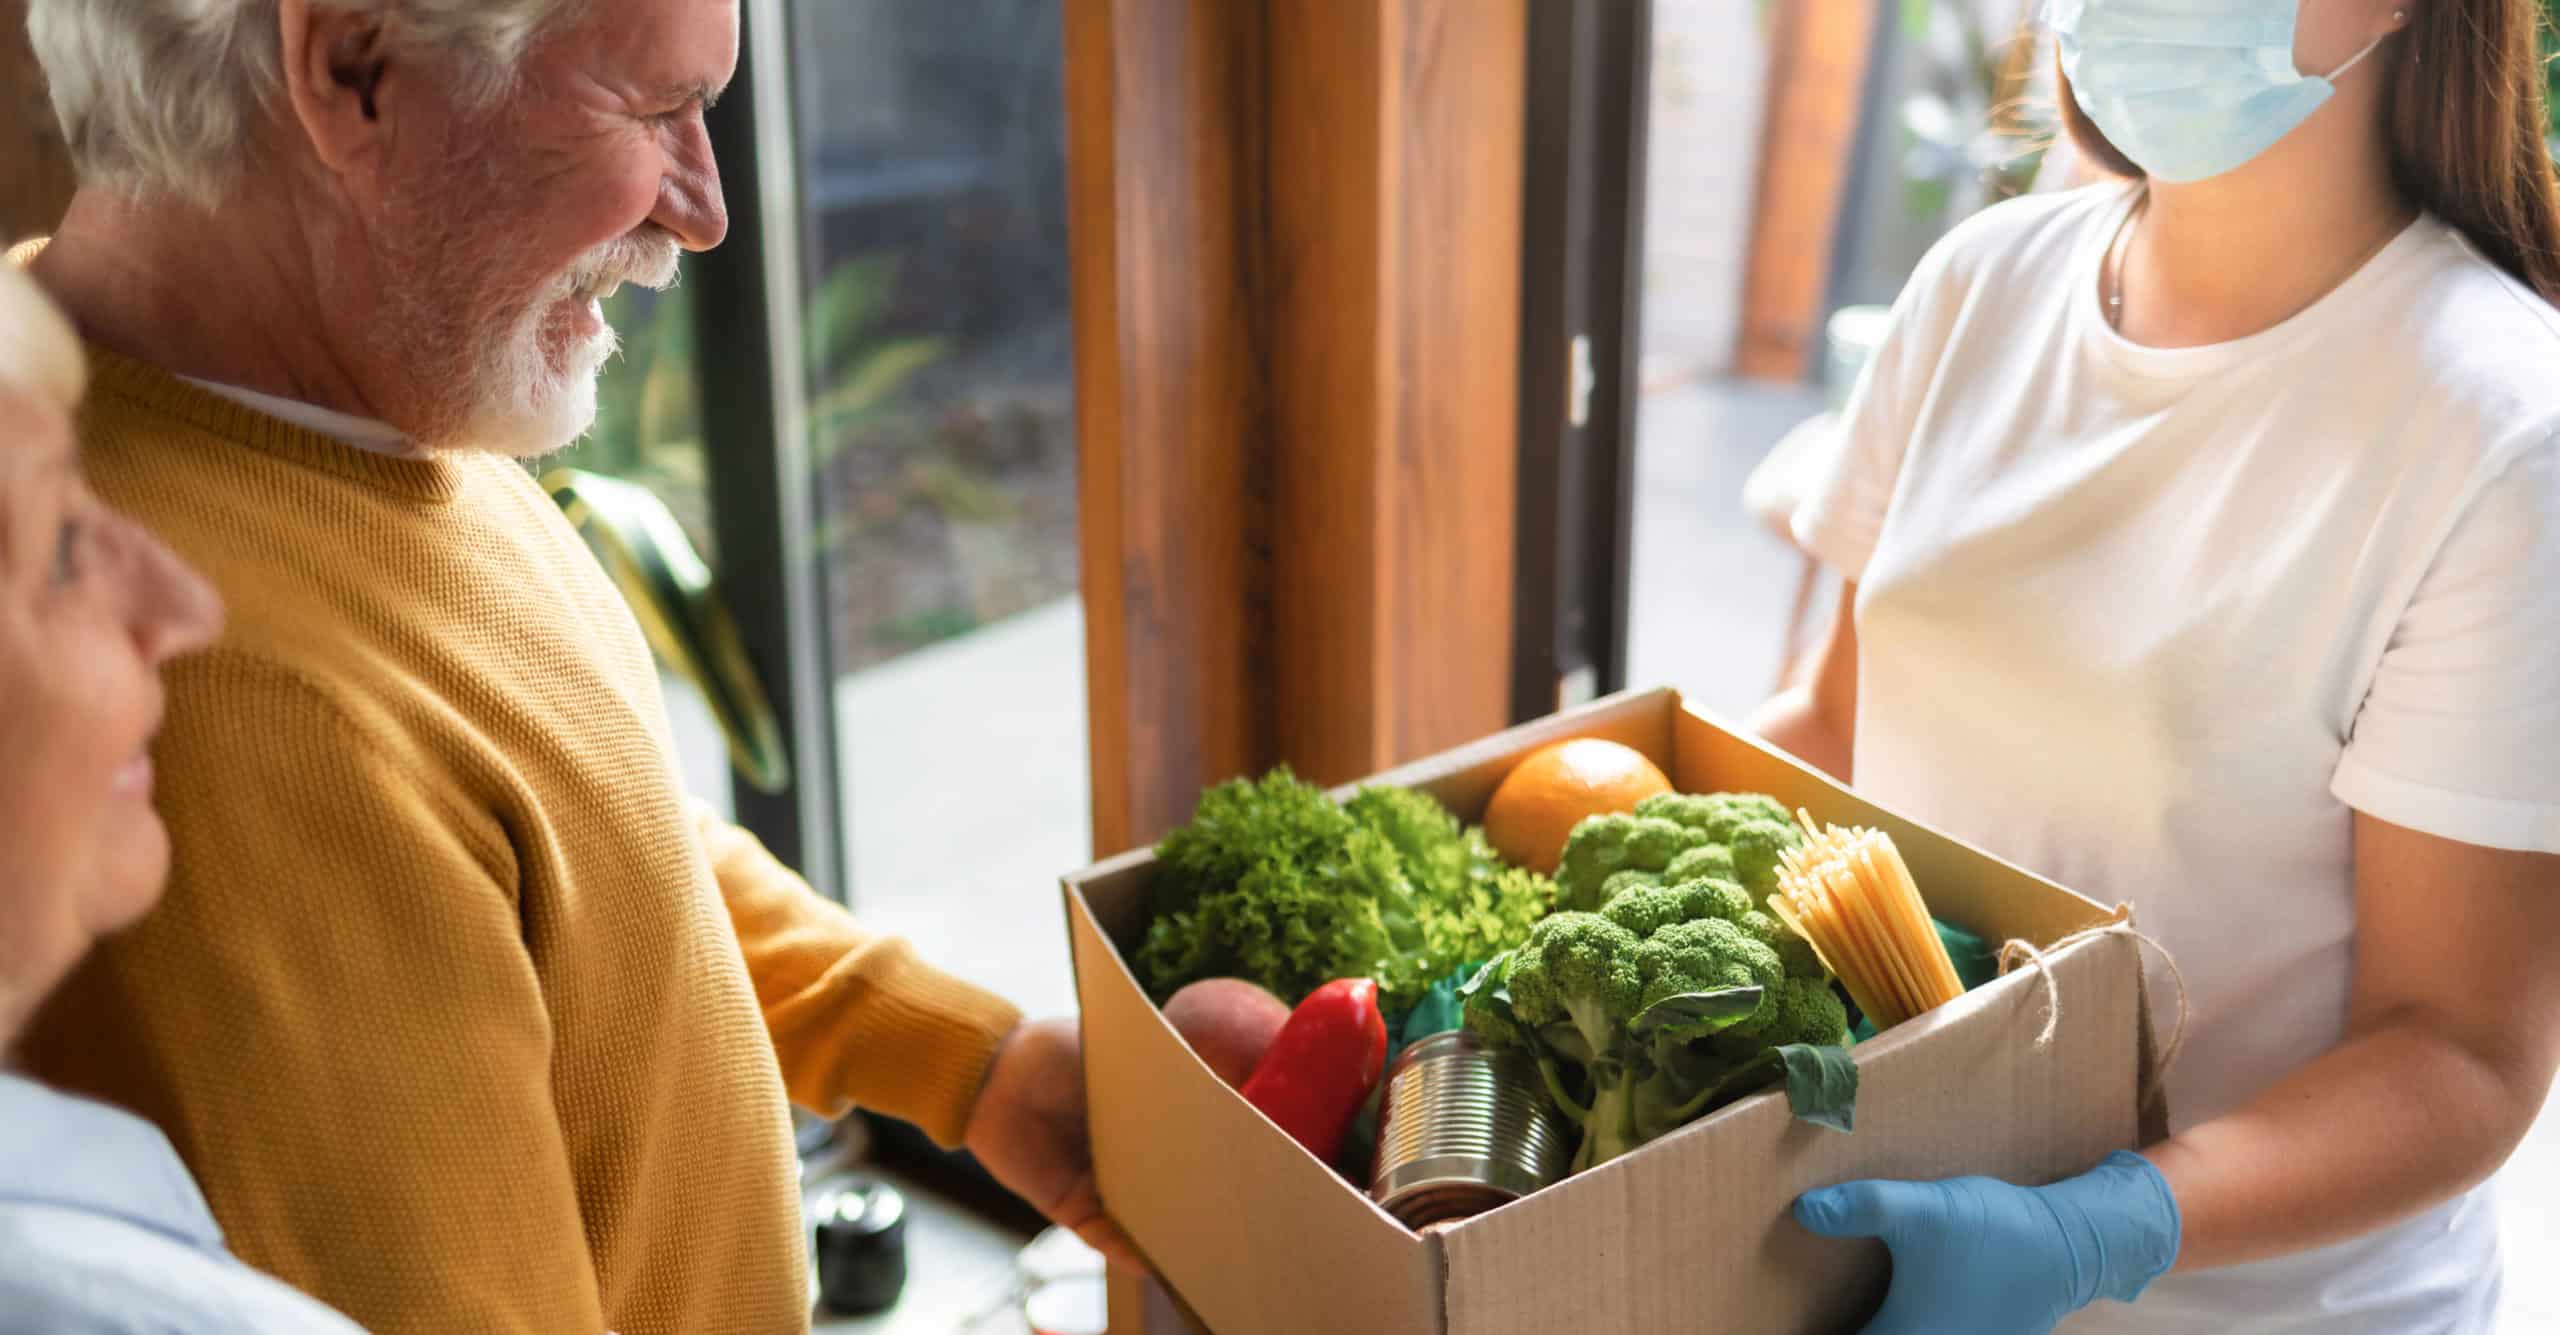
<box><xmin>1065</xmin><ymin>0</ymin><xmax>1273</xmax><ymax>858</ymax></box>
<box><xmin>1267</xmin><ymin>0</ymin><xmax>1527</xmax><ymax>785</ymax></box>
<box><xmin>1068</xmin><ymin>0</ymin><xmax>1526</xmax><ymax>856</ymax></box>
<box><xmin>1732</xmin><ymin>0</ymin><xmax>1880</xmax><ymax>381</ymax></box>
<box><xmin>3</xmin><ymin>0</ymin><xmax>78</xmax><ymax>242</ymax></box>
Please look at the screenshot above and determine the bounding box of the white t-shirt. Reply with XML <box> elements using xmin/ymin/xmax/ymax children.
<box><xmin>1794</xmin><ymin>185</ymin><xmax>2560</xmax><ymax>1333</ymax></box>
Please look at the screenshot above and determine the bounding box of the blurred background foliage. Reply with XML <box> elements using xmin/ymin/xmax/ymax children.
<box><xmin>582</xmin><ymin>254</ymin><xmax>946</xmax><ymax>568</ymax></box>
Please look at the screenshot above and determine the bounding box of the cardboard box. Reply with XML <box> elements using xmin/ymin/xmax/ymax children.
<box><xmin>1063</xmin><ymin>689</ymin><xmax>2163</xmax><ymax>1335</ymax></box>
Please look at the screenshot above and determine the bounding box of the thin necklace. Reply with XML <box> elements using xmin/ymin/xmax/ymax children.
<box><xmin>2103</xmin><ymin>194</ymin><xmax>2146</xmax><ymax>332</ymax></box>
<box><xmin>2104</xmin><ymin>192</ymin><xmax>2413</xmax><ymax>335</ymax></box>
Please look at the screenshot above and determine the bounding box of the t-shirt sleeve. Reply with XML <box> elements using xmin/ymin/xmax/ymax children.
<box><xmin>2331</xmin><ymin>435</ymin><xmax>2560</xmax><ymax>853</ymax></box>
<box><xmin>1790</xmin><ymin>242</ymin><xmax>1959</xmax><ymax>583</ymax></box>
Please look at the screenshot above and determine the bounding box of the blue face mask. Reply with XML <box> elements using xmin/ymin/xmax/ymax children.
<box><xmin>2047</xmin><ymin>0</ymin><xmax>2391</xmax><ymax>183</ymax></box>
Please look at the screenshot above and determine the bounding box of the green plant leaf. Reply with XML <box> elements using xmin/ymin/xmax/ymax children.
<box><xmin>809</xmin><ymin>337</ymin><xmax>949</xmax><ymax>470</ymax></box>
<box><xmin>637</xmin><ymin>282</ymin><xmax>699</xmax><ymax>452</ymax></box>
<box><xmin>909</xmin><ymin>456</ymin><xmax>1012</xmax><ymax>522</ymax></box>
<box><xmin>817</xmin><ymin>337</ymin><xmax>947</xmax><ymax>419</ymax></box>
<box><xmin>1630</xmin><ymin>987</ymin><xmax>1766</xmax><ymax>1043</ymax></box>
<box><xmin>1456</xmin><ymin>954</ymin><xmax>1509</xmax><ymax>1004</ymax></box>
<box><xmin>1774</xmin><ymin>1044</ymin><xmax>1859</xmax><ymax>1134</ymax></box>
<box><xmin>804</xmin><ymin>254</ymin><xmax>901</xmax><ymax>383</ymax></box>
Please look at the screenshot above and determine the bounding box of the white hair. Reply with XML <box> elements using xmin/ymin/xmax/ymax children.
<box><xmin>0</xmin><ymin>264</ymin><xmax>88</xmax><ymax>416</ymax></box>
<box><xmin>26</xmin><ymin>0</ymin><xmax>580</xmax><ymax>207</ymax></box>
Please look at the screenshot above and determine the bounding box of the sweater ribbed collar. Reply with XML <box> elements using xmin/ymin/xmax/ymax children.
<box><xmin>82</xmin><ymin>345</ymin><xmax>467</xmax><ymax>504</ymax></box>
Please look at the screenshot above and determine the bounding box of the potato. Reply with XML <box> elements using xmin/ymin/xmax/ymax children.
<box><xmin>1162</xmin><ymin>978</ymin><xmax>1292</xmax><ymax>1087</ymax></box>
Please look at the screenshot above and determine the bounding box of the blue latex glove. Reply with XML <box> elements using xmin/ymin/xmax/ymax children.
<box><xmin>1793</xmin><ymin>1150</ymin><xmax>2181</xmax><ymax>1335</ymax></box>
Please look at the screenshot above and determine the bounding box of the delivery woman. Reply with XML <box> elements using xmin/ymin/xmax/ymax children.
<box><xmin>1752</xmin><ymin>0</ymin><xmax>2560</xmax><ymax>1331</ymax></box>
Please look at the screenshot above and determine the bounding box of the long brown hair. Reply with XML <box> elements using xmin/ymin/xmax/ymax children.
<box><xmin>2058</xmin><ymin>1</ymin><xmax>2560</xmax><ymax>304</ymax></box>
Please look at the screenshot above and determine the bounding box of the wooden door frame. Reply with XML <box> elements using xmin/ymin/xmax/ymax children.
<box><xmin>1733</xmin><ymin>0</ymin><xmax>1885</xmax><ymax>382</ymax></box>
<box><xmin>1066</xmin><ymin>0</ymin><xmax>1528</xmax><ymax>858</ymax></box>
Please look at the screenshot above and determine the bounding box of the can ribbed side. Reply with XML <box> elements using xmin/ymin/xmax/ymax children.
<box><xmin>1371</xmin><ymin>1031</ymin><xmax>1572</xmax><ymax>1228</ymax></box>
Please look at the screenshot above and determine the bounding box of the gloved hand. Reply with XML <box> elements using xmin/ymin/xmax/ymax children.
<box><xmin>1793</xmin><ymin>1150</ymin><xmax>2181</xmax><ymax>1335</ymax></box>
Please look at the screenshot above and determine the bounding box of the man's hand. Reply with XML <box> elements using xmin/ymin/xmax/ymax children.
<box><xmin>1792</xmin><ymin>1150</ymin><xmax>2180</xmax><ymax>1334</ymax></box>
<box><xmin>964</xmin><ymin>1017</ymin><xmax>1141</xmax><ymax>1269</ymax></box>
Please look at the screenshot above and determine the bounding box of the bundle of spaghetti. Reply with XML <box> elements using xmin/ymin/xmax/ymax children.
<box><xmin>1770</xmin><ymin>812</ymin><xmax>1964</xmax><ymax>1030</ymax></box>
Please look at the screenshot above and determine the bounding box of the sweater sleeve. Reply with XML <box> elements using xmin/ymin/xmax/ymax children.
<box><xmin>20</xmin><ymin>657</ymin><xmax>606</xmax><ymax>1335</ymax></box>
<box><xmin>694</xmin><ymin>809</ymin><xmax>1022</xmax><ymax>1146</ymax></box>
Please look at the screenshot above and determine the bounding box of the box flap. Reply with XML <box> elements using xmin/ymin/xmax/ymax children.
<box><xmin>1064</xmin><ymin>882</ymin><xmax>1441</xmax><ymax>1333</ymax></box>
<box><xmin>1435</xmin><ymin>932</ymin><xmax>2146</xmax><ymax>1335</ymax></box>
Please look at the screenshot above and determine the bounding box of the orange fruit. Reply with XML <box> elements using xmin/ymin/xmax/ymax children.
<box><xmin>1482</xmin><ymin>738</ymin><xmax>1673</xmax><ymax>875</ymax></box>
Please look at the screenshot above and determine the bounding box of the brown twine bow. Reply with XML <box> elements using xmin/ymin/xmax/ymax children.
<box><xmin>1997</xmin><ymin>903</ymin><xmax>2191</xmax><ymax>1107</ymax></box>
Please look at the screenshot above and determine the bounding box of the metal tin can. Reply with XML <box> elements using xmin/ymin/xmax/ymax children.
<box><xmin>1369</xmin><ymin>1030</ymin><xmax>1573</xmax><ymax>1229</ymax></box>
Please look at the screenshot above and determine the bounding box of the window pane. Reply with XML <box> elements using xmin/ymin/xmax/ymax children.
<box><xmin>560</xmin><ymin>272</ymin><xmax>735</xmax><ymax>822</ymax></box>
<box><xmin>791</xmin><ymin>0</ymin><xmax>1085</xmax><ymax>1015</ymax></box>
<box><xmin>1626</xmin><ymin>0</ymin><xmax>2049</xmax><ymax>720</ymax></box>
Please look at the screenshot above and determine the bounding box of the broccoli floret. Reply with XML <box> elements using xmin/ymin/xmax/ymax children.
<box><xmin>1663</xmin><ymin>844</ymin><xmax>1737</xmax><ymax>885</ymax></box>
<box><xmin>1503</xmin><ymin>913</ymin><xmax>1643</xmax><ymax>1064</ymax></box>
<box><xmin>1636</xmin><ymin>792</ymin><xmax>1794</xmax><ymax>842</ymax></box>
<box><xmin>1601</xmin><ymin>876</ymin><xmax>1751</xmax><ymax>937</ymax></box>
<box><xmin>1634</xmin><ymin>792</ymin><xmax>1802</xmax><ymax>905</ymax></box>
<box><xmin>1728</xmin><ymin>975</ymin><xmax>1851</xmax><ymax>1049</ymax></box>
<box><xmin>1681</xmin><ymin>878</ymin><xmax>1757</xmax><ymax>925</ymax></box>
<box><xmin>1633</xmin><ymin>917</ymin><xmax>1782</xmax><ymax>1018</ymax></box>
<box><xmin>1462</xmin><ymin>801</ymin><xmax>1853</xmax><ymax>1173</ymax></box>
<box><xmin>1726</xmin><ymin>819</ymin><xmax>1798</xmax><ymax>904</ymax></box>
<box><xmin>1596</xmin><ymin>882</ymin><xmax>1690</xmax><ymax>938</ymax></box>
<box><xmin>1598</xmin><ymin>867</ymin><xmax>1665</xmax><ymax>904</ymax></box>
<box><xmin>1774</xmin><ymin>926</ymin><xmax>1827</xmax><ymax>982</ymax></box>
<box><xmin>1555</xmin><ymin>815</ymin><xmax>1705</xmax><ymax>912</ymax></box>
<box><xmin>1720</xmin><ymin>904</ymin><xmax>1820</xmax><ymax>980</ymax></box>
<box><xmin>1471</xmin><ymin>877</ymin><xmax>1815</xmax><ymax>1172</ymax></box>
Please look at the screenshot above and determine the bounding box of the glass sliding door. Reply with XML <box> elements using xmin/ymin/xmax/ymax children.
<box><xmin>556</xmin><ymin>0</ymin><xmax>1085</xmax><ymax>1014</ymax></box>
<box><xmin>788</xmin><ymin>0</ymin><xmax>1086</xmax><ymax>1015</ymax></box>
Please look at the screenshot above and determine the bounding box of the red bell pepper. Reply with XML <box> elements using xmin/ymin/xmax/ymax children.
<box><xmin>1239</xmin><ymin>978</ymin><xmax>1388</xmax><ymax>1162</ymax></box>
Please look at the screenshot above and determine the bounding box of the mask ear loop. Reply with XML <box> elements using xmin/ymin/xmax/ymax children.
<box><xmin>2323</xmin><ymin>22</ymin><xmax>2398</xmax><ymax>83</ymax></box>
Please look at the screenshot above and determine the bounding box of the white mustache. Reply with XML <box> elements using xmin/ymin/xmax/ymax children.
<box><xmin>560</xmin><ymin>233</ymin><xmax>682</xmax><ymax>304</ymax></box>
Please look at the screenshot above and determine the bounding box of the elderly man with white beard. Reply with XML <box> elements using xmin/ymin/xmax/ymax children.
<box><xmin>11</xmin><ymin>2</ymin><xmax>1130</xmax><ymax>1332</ymax></box>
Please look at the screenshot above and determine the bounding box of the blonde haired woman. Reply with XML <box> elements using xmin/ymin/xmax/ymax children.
<box><xmin>0</xmin><ymin>263</ymin><xmax>364</xmax><ymax>1333</ymax></box>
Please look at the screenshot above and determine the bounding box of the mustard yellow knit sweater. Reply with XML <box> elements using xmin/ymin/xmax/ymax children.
<box><xmin>21</xmin><ymin>346</ymin><xmax>1022</xmax><ymax>1335</ymax></box>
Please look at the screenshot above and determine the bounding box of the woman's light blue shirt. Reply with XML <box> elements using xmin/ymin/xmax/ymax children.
<box><xmin>0</xmin><ymin>1071</ymin><xmax>366</xmax><ymax>1334</ymax></box>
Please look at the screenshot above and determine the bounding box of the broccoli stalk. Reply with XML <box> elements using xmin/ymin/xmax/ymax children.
<box><xmin>1575</xmin><ymin>1067</ymin><xmax>1646</xmax><ymax>1173</ymax></box>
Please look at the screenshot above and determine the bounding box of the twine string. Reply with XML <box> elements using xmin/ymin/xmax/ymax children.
<box><xmin>1997</xmin><ymin>903</ymin><xmax>2190</xmax><ymax>1105</ymax></box>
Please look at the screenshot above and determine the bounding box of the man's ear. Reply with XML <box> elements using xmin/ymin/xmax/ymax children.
<box><xmin>275</xmin><ymin>0</ymin><xmax>396</xmax><ymax>179</ymax></box>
